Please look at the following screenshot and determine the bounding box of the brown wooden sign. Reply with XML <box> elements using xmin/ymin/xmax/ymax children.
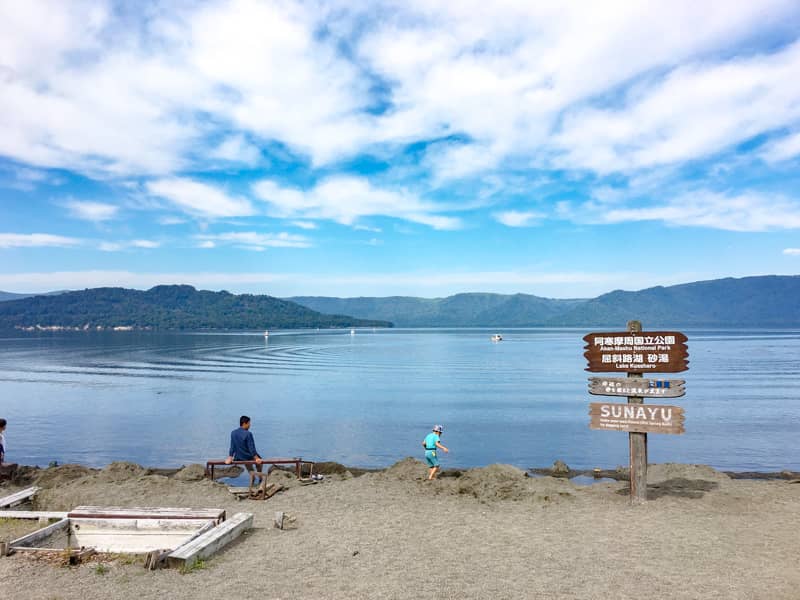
<box><xmin>589</xmin><ymin>402</ymin><xmax>685</xmax><ymax>434</ymax></box>
<box><xmin>588</xmin><ymin>377</ymin><xmax>685</xmax><ymax>398</ymax></box>
<box><xmin>583</xmin><ymin>331</ymin><xmax>688</xmax><ymax>373</ymax></box>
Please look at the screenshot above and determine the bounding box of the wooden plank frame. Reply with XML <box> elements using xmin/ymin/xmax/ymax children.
<box><xmin>167</xmin><ymin>512</ymin><xmax>253</xmax><ymax>569</ymax></box>
<box><xmin>9</xmin><ymin>517</ymin><xmax>70</xmax><ymax>550</ymax></box>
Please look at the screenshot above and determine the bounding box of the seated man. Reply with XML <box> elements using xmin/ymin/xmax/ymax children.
<box><xmin>224</xmin><ymin>415</ymin><xmax>263</xmax><ymax>476</ymax></box>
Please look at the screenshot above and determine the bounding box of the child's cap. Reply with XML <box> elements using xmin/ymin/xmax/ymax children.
<box><xmin>433</xmin><ymin>425</ymin><xmax>443</xmax><ymax>433</ymax></box>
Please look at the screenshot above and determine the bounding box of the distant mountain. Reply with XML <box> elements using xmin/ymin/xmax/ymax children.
<box><xmin>290</xmin><ymin>293</ymin><xmax>586</xmax><ymax>327</ymax></box>
<box><xmin>0</xmin><ymin>291</ymin><xmax>29</xmax><ymax>302</ymax></box>
<box><xmin>0</xmin><ymin>285</ymin><xmax>392</xmax><ymax>331</ymax></box>
<box><xmin>0</xmin><ymin>290</ymin><xmax>69</xmax><ymax>302</ymax></box>
<box><xmin>291</xmin><ymin>275</ymin><xmax>800</xmax><ymax>327</ymax></box>
<box><xmin>553</xmin><ymin>275</ymin><xmax>800</xmax><ymax>327</ymax></box>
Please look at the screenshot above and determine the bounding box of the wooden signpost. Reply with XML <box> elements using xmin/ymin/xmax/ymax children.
<box><xmin>584</xmin><ymin>321</ymin><xmax>688</xmax><ymax>503</ymax></box>
<box><xmin>589</xmin><ymin>402</ymin><xmax>685</xmax><ymax>434</ymax></box>
<box><xmin>583</xmin><ymin>331</ymin><xmax>688</xmax><ymax>373</ymax></box>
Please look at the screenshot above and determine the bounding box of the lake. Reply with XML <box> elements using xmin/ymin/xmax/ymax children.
<box><xmin>0</xmin><ymin>328</ymin><xmax>798</xmax><ymax>472</ymax></box>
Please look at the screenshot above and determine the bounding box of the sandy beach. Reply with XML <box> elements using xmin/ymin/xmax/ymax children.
<box><xmin>1</xmin><ymin>460</ymin><xmax>798</xmax><ymax>600</ymax></box>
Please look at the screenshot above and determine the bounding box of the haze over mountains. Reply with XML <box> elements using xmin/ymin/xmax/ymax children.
<box><xmin>0</xmin><ymin>275</ymin><xmax>797</xmax><ymax>329</ymax></box>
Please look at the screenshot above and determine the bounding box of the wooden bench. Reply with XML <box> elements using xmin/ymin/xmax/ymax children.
<box><xmin>205</xmin><ymin>458</ymin><xmax>314</xmax><ymax>480</ymax></box>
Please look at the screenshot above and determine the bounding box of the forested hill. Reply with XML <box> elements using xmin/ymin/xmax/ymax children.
<box><xmin>0</xmin><ymin>285</ymin><xmax>392</xmax><ymax>330</ymax></box>
<box><xmin>291</xmin><ymin>275</ymin><xmax>800</xmax><ymax>327</ymax></box>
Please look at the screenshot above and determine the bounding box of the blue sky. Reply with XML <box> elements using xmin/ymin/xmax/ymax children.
<box><xmin>2</xmin><ymin>0</ymin><xmax>800</xmax><ymax>298</ymax></box>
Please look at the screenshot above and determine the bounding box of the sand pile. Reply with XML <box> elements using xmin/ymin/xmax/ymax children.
<box><xmin>32</xmin><ymin>464</ymin><xmax>230</xmax><ymax>511</ymax></box>
<box><xmin>379</xmin><ymin>457</ymin><xmax>427</xmax><ymax>481</ymax></box>
<box><xmin>172</xmin><ymin>463</ymin><xmax>206</xmax><ymax>481</ymax></box>
<box><xmin>646</xmin><ymin>463</ymin><xmax>731</xmax><ymax>484</ymax></box>
<box><xmin>33</xmin><ymin>464</ymin><xmax>96</xmax><ymax>487</ymax></box>
<box><xmin>454</xmin><ymin>464</ymin><xmax>575</xmax><ymax>503</ymax></box>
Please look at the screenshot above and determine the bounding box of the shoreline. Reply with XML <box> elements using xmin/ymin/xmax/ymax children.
<box><xmin>1</xmin><ymin>459</ymin><xmax>799</xmax><ymax>599</ymax></box>
<box><xmin>4</xmin><ymin>460</ymin><xmax>799</xmax><ymax>487</ymax></box>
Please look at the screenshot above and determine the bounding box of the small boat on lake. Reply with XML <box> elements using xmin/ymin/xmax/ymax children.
<box><xmin>491</xmin><ymin>334</ymin><xmax>503</xmax><ymax>342</ymax></box>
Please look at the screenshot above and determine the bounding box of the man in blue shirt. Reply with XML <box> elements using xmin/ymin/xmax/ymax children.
<box><xmin>225</xmin><ymin>415</ymin><xmax>263</xmax><ymax>474</ymax></box>
<box><xmin>422</xmin><ymin>424</ymin><xmax>449</xmax><ymax>480</ymax></box>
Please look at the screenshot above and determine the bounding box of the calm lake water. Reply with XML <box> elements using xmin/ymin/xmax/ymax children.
<box><xmin>0</xmin><ymin>329</ymin><xmax>798</xmax><ymax>472</ymax></box>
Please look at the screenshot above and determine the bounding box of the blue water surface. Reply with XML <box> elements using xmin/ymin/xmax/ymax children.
<box><xmin>0</xmin><ymin>328</ymin><xmax>797</xmax><ymax>471</ymax></box>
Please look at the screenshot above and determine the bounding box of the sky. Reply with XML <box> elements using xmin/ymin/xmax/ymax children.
<box><xmin>2</xmin><ymin>0</ymin><xmax>800</xmax><ymax>299</ymax></box>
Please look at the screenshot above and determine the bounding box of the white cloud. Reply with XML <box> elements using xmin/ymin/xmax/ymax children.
<box><xmin>65</xmin><ymin>200</ymin><xmax>119</xmax><ymax>222</ymax></box>
<box><xmin>761</xmin><ymin>131</ymin><xmax>800</xmax><ymax>163</ymax></box>
<box><xmin>147</xmin><ymin>178</ymin><xmax>254</xmax><ymax>218</ymax></box>
<box><xmin>0</xmin><ymin>1</ymin><xmax>797</xmax><ymax>182</ymax></box>
<box><xmin>253</xmin><ymin>176</ymin><xmax>461</xmax><ymax>230</ymax></box>
<box><xmin>552</xmin><ymin>41</ymin><xmax>800</xmax><ymax>173</ymax></box>
<box><xmin>576</xmin><ymin>191</ymin><xmax>800</xmax><ymax>232</ymax></box>
<box><xmin>158</xmin><ymin>215</ymin><xmax>187</xmax><ymax>225</ymax></box>
<box><xmin>494</xmin><ymin>210</ymin><xmax>545</xmax><ymax>227</ymax></box>
<box><xmin>782</xmin><ymin>248</ymin><xmax>800</xmax><ymax>255</ymax></box>
<box><xmin>0</xmin><ymin>233</ymin><xmax>82</xmax><ymax>248</ymax></box>
<box><xmin>131</xmin><ymin>240</ymin><xmax>160</xmax><ymax>249</ymax></box>
<box><xmin>209</xmin><ymin>135</ymin><xmax>262</xmax><ymax>165</ymax></box>
<box><xmin>196</xmin><ymin>231</ymin><xmax>311</xmax><ymax>250</ymax></box>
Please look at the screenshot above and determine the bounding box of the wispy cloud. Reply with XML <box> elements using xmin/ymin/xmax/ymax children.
<box><xmin>65</xmin><ymin>200</ymin><xmax>119</xmax><ymax>222</ymax></box>
<box><xmin>291</xmin><ymin>221</ymin><xmax>318</xmax><ymax>230</ymax></box>
<box><xmin>253</xmin><ymin>176</ymin><xmax>461</xmax><ymax>230</ymax></box>
<box><xmin>783</xmin><ymin>248</ymin><xmax>800</xmax><ymax>255</ymax></box>
<box><xmin>761</xmin><ymin>130</ymin><xmax>800</xmax><ymax>163</ymax></box>
<box><xmin>196</xmin><ymin>231</ymin><xmax>311</xmax><ymax>251</ymax></box>
<box><xmin>0</xmin><ymin>233</ymin><xmax>82</xmax><ymax>248</ymax></box>
<box><xmin>99</xmin><ymin>239</ymin><xmax>161</xmax><ymax>252</ymax></box>
<box><xmin>494</xmin><ymin>210</ymin><xmax>545</xmax><ymax>227</ymax></box>
<box><xmin>570</xmin><ymin>190</ymin><xmax>800</xmax><ymax>232</ymax></box>
<box><xmin>147</xmin><ymin>178</ymin><xmax>254</xmax><ymax>218</ymax></box>
<box><xmin>0</xmin><ymin>166</ymin><xmax>53</xmax><ymax>191</ymax></box>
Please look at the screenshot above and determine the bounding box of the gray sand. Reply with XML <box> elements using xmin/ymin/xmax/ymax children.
<box><xmin>1</xmin><ymin>460</ymin><xmax>798</xmax><ymax>599</ymax></box>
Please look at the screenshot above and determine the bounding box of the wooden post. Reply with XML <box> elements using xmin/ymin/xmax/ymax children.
<box><xmin>627</xmin><ymin>320</ymin><xmax>648</xmax><ymax>504</ymax></box>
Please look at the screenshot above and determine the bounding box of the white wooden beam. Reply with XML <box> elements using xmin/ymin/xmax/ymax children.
<box><xmin>0</xmin><ymin>510</ymin><xmax>67</xmax><ymax>520</ymax></box>
<box><xmin>167</xmin><ymin>512</ymin><xmax>253</xmax><ymax>569</ymax></box>
<box><xmin>0</xmin><ymin>486</ymin><xmax>39</xmax><ymax>508</ymax></box>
